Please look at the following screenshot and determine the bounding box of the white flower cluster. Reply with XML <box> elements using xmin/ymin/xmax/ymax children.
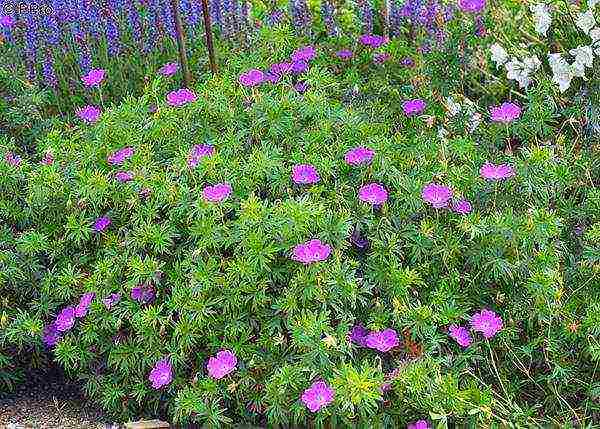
<box><xmin>490</xmin><ymin>1</ymin><xmax>600</xmax><ymax>92</ymax></box>
<box><xmin>445</xmin><ymin>96</ymin><xmax>482</xmax><ymax>132</ymax></box>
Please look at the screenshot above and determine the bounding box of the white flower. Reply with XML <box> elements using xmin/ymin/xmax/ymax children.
<box><xmin>505</xmin><ymin>58</ymin><xmax>533</xmax><ymax>88</ymax></box>
<box><xmin>590</xmin><ymin>0</ymin><xmax>599</xmax><ymax>8</ymax></box>
<box><xmin>570</xmin><ymin>45</ymin><xmax>594</xmax><ymax>67</ymax></box>
<box><xmin>571</xmin><ymin>60</ymin><xmax>586</xmax><ymax>78</ymax></box>
<box><xmin>490</xmin><ymin>43</ymin><xmax>509</xmax><ymax>68</ymax></box>
<box><xmin>548</xmin><ymin>53</ymin><xmax>574</xmax><ymax>92</ymax></box>
<box><xmin>591</xmin><ymin>28</ymin><xmax>600</xmax><ymax>42</ymax></box>
<box><xmin>530</xmin><ymin>4</ymin><xmax>552</xmax><ymax>36</ymax></box>
<box><xmin>523</xmin><ymin>55</ymin><xmax>541</xmax><ymax>73</ymax></box>
<box><xmin>469</xmin><ymin>112</ymin><xmax>482</xmax><ymax>132</ymax></box>
<box><xmin>576</xmin><ymin>10</ymin><xmax>596</xmax><ymax>34</ymax></box>
<box><xmin>446</xmin><ymin>97</ymin><xmax>462</xmax><ymax>116</ymax></box>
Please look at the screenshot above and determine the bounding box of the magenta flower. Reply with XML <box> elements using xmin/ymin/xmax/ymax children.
<box><xmin>291</xmin><ymin>60</ymin><xmax>309</xmax><ymax>74</ymax></box>
<box><xmin>358</xmin><ymin>183</ymin><xmax>388</xmax><ymax>205</ymax></box>
<box><xmin>407</xmin><ymin>420</ymin><xmax>431</xmax><ymax>429</ymax></box>
<box><xmin>167</xmin><ymin>88</ymin><xmax>197</xmax><ymax>107</ymax></box>
<box><xmin>292</xmin><ymin>164</ymin><xmax>320</xmax><ymax>184</ymax></box>
<box><xmin>336</xmin><ymin>49</ymin><xmax>353</xmax><ymax>60</ymax></box>
<box><xmin>158</xmin><ymin>62</ymin><xmax>179</xmax><ymax>77</ymax></box>
<box><xmin>4</xmin><ymin>152</ymin><xmax>22</xmax><ymax>167</ymax></box>
<box><xmin>345</xmin><ymin>147</ymin><xmax>374</xmax><ymax>166</ymax></box>
<box><xmin>479</xmin><ymin>163</ymin><xmax>515</xmax><ymax>180</ymax></box>
<box><xmin>301</xmin><ymin>381</ymin><xmax>335</xmax><ymax>413</ymax></box>
<box><xmin>292</xmin><ymin>239</ymin><xmax>331</xmax><ymax>264</ymax></box>
<box><xmin>421</xmin><ymin>183</ymin><xmax>453</xmax><ymax>208</ymax></box>
<box><xmin>202</xmin><ymin>183</ymin><xmax>232</xmax><ymax>203</ymax></box>
<box><xmin>291</xmin><ymin>45</ymin><xmax>316</xmax><ymax>62</ymax></box>
<box><xmin>0</xmin><ymin>15</ymin><xmax>16</xmax><ymax>28</ymax></box>
<box><xmin>102</xmin><ymin>293</ymin><xmax>121</xmax><ymax>310</ymax></box>
<box><xmin>270</xmin><ymin>62</ymin><xmax>293</xmax><ymax>76</ymax></box>
<box><xmin>149</xmin><ymin>358</ymin><xmax>173</xmax><ymax>389</ymax></box>
<box><xmin>42</xmin><ymin>323</ymin><xmax>61</xmax><ymax>347</ymax></box>
<box><xmin>448</xmin><ymin>325</ymin><xmax>472</xmax><ymax>347</ymax></box>
<box><xmin>452</xmin><ymin>199</ymin><xmax>472</xmax><ymax>214</ymax></box>
<box><xmin>239</xmin><ymin>69</ymin><xmax>265</xmax><ymax>87</ymax></box>
<box><xmin>55</xmin><ymin>306</ymin><xmax>76</xmax><ymax>332</ymax></box>
<box><xmin>115</xmin><ymin>171</ymin><xmax>134</xmax><ymax>182</ymax></box>
<box><xmin>458</xmin><ymin>0</ymin><xmax>486</xmax><ymax>13</ymax></box>
<box><xmin>349</xmin><ymin>324</ymin><xmax>368</xmax><ymax>347</ymax></box>
<box><xmin>374</xmin><ymin>52</ymin><xmax>391</xmax><ymax>64</ymax></box>
<box><xmin>75</xmin><ymin>292</ymin><xmax>95</xmax><ymax>318</ymax></box>
<box><xmin>41</xmin><ymin>152</ymin><xmax>54</xmax><ymax>165</ymax></box>
<box><xmin>187</xmin><ymin>144</ymin><xmax>215</xmax><ymax>168</ymax></box>
<box><xmin>402</xmin><ymin>99</ymin><xmax>427</xmax><ymax>116</ymax></box>
<box><xmin>76</xmin><ymin>105</ymin><xmax>101</xmax><ymax>124</ymax></box>
<box><xmin>107</xmin><ymin>147</ymin><xmax>134</xmax><ymax>165</ymax></box>
<box><xmin>359</xmin><ymin>34</ymin><xmax>386</xmax><ymax>48</ymax></box>
<box><xmin>207</xmin><ymin>350</ymin><xmax>238</xmax><ymax>379</ymax></box>
<box><xmin>471</xmin><ymin>309</ymin><xmax>503</xmax><ymax>339</ymax></box>
<box><xmin>93</xmin><ymin>216</ymin><xmax>111</xmax><ymax>233</ymax></box>
<box><xmin>294</xmin><ymin>81</ymin><xmax>309</xmax><ymax>94</ymax></box>
<box><xmin>490</xmin><ymin>102</ymin><xmax>521</xmax><ymax>123</ymax></box>
<box><xmin>265</xmin><ymin>72</ymin><xmax>281</xmax><ymax>84</ymax></box>
<box><xmin>81</xmin><ymin>69</ymin><xmax>106</xmax><ymax>87</ymax></box>
<box><xmin>131</xmin><ymin>284</ymin><xmax>156</xmax><ymax>304</ymax></box>
<box><xmin>365</xmin><ymin>328</ymin><xmax>399</xmax><ymax>352</ymax></box>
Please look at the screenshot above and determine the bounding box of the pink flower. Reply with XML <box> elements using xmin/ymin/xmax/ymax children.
<box><xmin>301</xmin><ymin>380</ymin><xmax>335</xmax><ymax>413</ymax></box>
<box><xmin>0</xmin><ymin>15</ymin><xmax>16</xmax><ymax>28</ymax></box>
<box><xmin>74</xmin><ymin>292</ymin><xmax>95</xmax><ymax>318</ymax></box>
<box><xmin>421</xmin><ymin>183</ymin><xmax>453</xmax><ymax>208</ymax></box>
<box><xmin>470</xmin><ymin>309</ymin><xmax>503</xmax><ymax>339</ymax></box>
<box><xmin>365</xmin><ymin>328</ymin><xmax>399</xmax><ymax>352</ymax></box>
<box><xmin>345</xmin><ymin>147</ymin><xmax>374</xmax><ymax>166</ymax></box>
<box><xmin>291</xmin><ymin>45</ymin><xmax>316</xmax><ymax>62</ymax></box>
<box><xmin>458</xmin><ymin>0</ymin><xmax>486</xmax><ymax>13</ymax></box>
<box><xmin>187</xmin><ymin>144</ymin><xmax>215</xmax><ymax>168</ymax></box>
<box><xmin>131</xmin><ymin>284</ymin><xmax>156</xmax><ymax>304</ymax></box>
<box><xmin>291</xmin><ymin>60</ymin><xmax>309</xmax><ymax>74</ymax></box>
<box><xmin>207</xmin><ymin>350</ymin><xmax>238</xmax><ymax>379</ymax></box>
<box><xmin>336</xmin><ymin>49</ymin><xmax>353</xmax><ymax>60</ymax></box>
<box><xmin>292</xmin><ymin>239</ymin><xmax>331</xmax><ymax>264</ymax></box>
<box><xmin>292</xmin><ymin>164</ymin><xmax>320</xmax><ymax>184</ymax></box>
<box><xmin>202</xmin><ymin>183</ymin><xmax>232</xmax><ymax>203</ymax></box>
<box><xmin>402</xmin><ymin>99</ymin><xmax>427</xmax><ymax>116</ymax></box>
<box><xmin>149</xmin><ymin>358</ymin><xmax>173</xmax><ymax>389</ymax></box>
<box><xmin>349</xmin><ymin>324</ymin><xmax>369</xmax><ymax>346</ymax></box>
<box><xmin>158</xmin><ymin>62</ymin><xmax>178</xmax><ymax>77</ymax></box>
<box><xmin>359</xmin><ymin>34</ymin><xmax>386</xmax><ymax>48</ymax></box>
<box><xmin>41</xmin><ymin>152</ymin><xmax>54</xmax><ymax>165</ymax></box>
<box><xmin>374</xmin><ymin>52</ymin><xmax>391</xmax><ymax>64</ymax></box>
<box><xmin>490</xmin><ymin>102</ymin><xmax>521</xmax><ymax>123</ymax></box>
<box><xmin>270</xmin><ymin>62</ymin><xmax>293</xmax><ymax>76</ymax></box>
<box><xmin>167</xmin><ymin>88</ymin><xmax>197</xmax><ymax>107</ymax></box>
<box><xmin>102</xmin><ymin>293</ymin><xmax>121</xmax><ymax>310</ymax></box>
<box><xmin>81</xmin><ymin>69</ymin><xmax>106</xmax><ymax>87</ymax></box>
<box><xmin>452</xmin><ymin>199</ymin><xmax>472</xmax><ymax>214</ymax></box>
<box><xmin>479</xmin><ymin>163</ymin><xmax>515</xmax><ymax>180</ymax></box>
<box><xmin>93</xmin><ymin>216</ymin><xmax>111</xmax><ymax>232</ymax></box>
<box><xmin>54</xmin><ymin>306</ymin><xmax>76</xmax><ymax>332</ymax></box>
<box><xmin>294</xmin><ymin>81</ymin><xmax>309</xmax><ymax>94</ymax></box>
<box><xmin>448</xmin><ymin>325</ymin><xmax>472</xmax><ymax>347</ymax></box>
<box><xmin>4</xmin><ymin>152</ymin><xmax>22</xmax><ymax>167</ymax></box>
<box><xmin>358</xmin><ymin>183</ymin><xmax>388</xmax><ymax>205</ymax></box>
<box><xmin>239</xmin><ymin>69</ymin><xmax>265</xmax><ymax>87</ymax></box>
<box><xmin>107</xmin><ymin>147</ymin><xmax>134</xmax><ymax>165</ymax></box>
<box><xmin>76</xmin><ymin>105</ymin><xmax>101</xmax><ymax>124</ymax></box>
<box><xmin>115</xmin><ymin>171</ymin><xmax>134</xmax><ymax>182</ymax></box>
<box><xmin>407</xmin><ymin>420</ymin><xmax>431</xmax><ymax>429</ymax></box>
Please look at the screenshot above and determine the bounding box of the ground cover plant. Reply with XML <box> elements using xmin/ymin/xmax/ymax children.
<box><xmin>2</xmin><ymin>0</ymin><xmax>600</xmax><ymax>427</ymax></box>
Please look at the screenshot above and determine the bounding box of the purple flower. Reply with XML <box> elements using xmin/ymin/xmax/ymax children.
<box><xmin>401</xmin><ymin>57</ymin><xmax>415</xmax><ymax>67</ymax></box>
<box><xmin>239</xmin><ymin>69</ymin><xmax>265</xmax><ymax>87</ymax></box>
<box><xmin>207</xmin><ymin>350</ymin><xmax>238</xmax><ymax>379</ymax></box>
<box><xmin>0</xmin><ymin>15</ymin><xmax>16</xmax><ymax>28</ymax></box>
<box><xmin>75</xmin><ymin>292</ymin><xmax>95</xmax><ymax>318</ymax></box>
<box><xmin>470</xmin><ymin>309</ymin><xmax>503</xmax><ymax>339</ymax></box>
<box><xmin>76</xmin><ymin>105</ymin><xmax>101</xmax><ymax>124</ymax></box>
<box><xmin>358</xmin><ymin>183</ymin><xmax>388</xmax><ymax>205</ymax></box>
<box><xmin>292</xmin><ymin>164</ymin><xmax>320</xmax><ymax>184</ymax></box>
<box><xmin>93</xmin><ymin>216</ymin><xmax>111</xmax><ymax>233</ymax></box>
<box><xmin>167</xmin><ymin>89</ymin><xmax>198</xmax><ymax>107</ymax></box>
<box><xmin>294</xmin><ymin>81</ymin><xmax>309</xmax><ymax>93</ymax></box>
<box><xmin>131</xmin><ymin>284</ymin><xmax>156</xmax><ymax>304</ymax></box>
<box><xmin>452</xmin><ymin>199</ymin><xmax>472</xmax><ymax>214</ymax></box>
<box><xmin>149</xmin><ymin>358</ymin><xmax>173</xmax><ymax>389</ymax></box>
<box><xmin>115</xmin><ymin>171</ymin><xmax>134</xmax><ymax>182</ymax></box>
<box><xmin>359</xmin><ymin>34</ymin><xmax>386</xmax><ymax>48</ymax></box>
<box><xmin>479</xmin><ymin>163</ymin><xmax>515</xmax><ymax>180</ymax></box>
<box><xmin>292</xmin><ymin>239</ymin><xmax>331</xmax><ymax>264</ymax></box>
<box><xmin>407</xmin><ymin>420</ymin><xmax>431</xmax><ymax>429</ymax></box>
<box><xmin>345</xmin><ymin>147</ymin><xmax>374</xmax><ymax>166</ymax></box>
<box><xmin>4</xmin><ymin>152</ymin><xmax>22</xmax><ymax>167</ymax></box>
<box><xmin>402</xmin><ymin>99</ymin><xmax>427</xmax><ymax>116</ymax></box>
<box><xmin>202</xmin><ymin>183</ymin><xmax>232</xmax><ymax>203</ymax></box>
<box><xmin>270</xmin><ymin>62</ymin><xmax>293</xmax><ymax>76</ymax></box>
<box><xmin>301</xmin><ymin>380</ymin><xmax>335</xmax><ymax>413</ymax></box>
<box><xmin>107</xmin><ymin>147</ymin><xmax>135</xmax><ymax>166</ymax></box>
<box><xmin>102</xmin><ymin>293</ymin><xmax>121</xmax><ymax>310</ymax></box>
<box><xmin>421</xmin><ymin>183</ymin><xmax>453</xmax><ymax>208</ymax></box>
<box><xmin>41</xmin><ymin>152</ymin><xmax>54</xmax><ymax>165</ymax></box>
<box><xmin>490</xmin><ymin>102</ymin><xmax>521</xmax><ymax>123</ymax></box>
<box><xmin>158</xmin><ymin>62</ymin><xmax>179</xmax><ymax>77</ymax></box>
<box><xmin>365</xmin><ymin>328</ymin><xmax>399</xmax><ymax>352</ymax></box>
<box><xmin>291</xmin><ymin>60</ymin><xmax>309</xmax><ymax>74</ymax></box>
<box><xmin>291</xmin><ymin>45</ymin><xmax>316</xmax><ymax>62</ymax></box>
<box><xmin>55</xmin><ymin>306</ymin><xmax>76</xmax><ymax>332</ymax></box>
<box><xmin>458</xmin><ymin>0</ymin><xmax>486</xmax><ymax>13</ymax></box>
<box><xmin>349</xmin><ymin>324</ymin><xmax>368</xmax><ymax>346</ymax></box>
<box><xmin>81</xmin><ymin>69</ymin><xmax>106</xmax><ymax>87</ymax></box>
<box><xmin>336</xmin><ymin>49</ymin><xmax>353</xmax><ymax>60</ymax></box>
<box><xmin>188</xmin><ymin>144</ymin><xmax>215</xmax><ymax>168</ymax></box>
<box><xmin>448</xmin><ymin>325</ymin><xmax>472</xmax><ymax>347</ymax></box>
<box><xmin>42</xmin><ymin>323</ymin><xmax>61</xmax><ymax>346</ymax></box>
<box><xmin>374</xmin><ymin>53</ymin><xmax>391</xmax><ymax>64</ymax></box>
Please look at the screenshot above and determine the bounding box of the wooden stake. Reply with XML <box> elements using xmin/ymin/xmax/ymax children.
<box><xmin>200</xmin><ymin>0</ymin><xmax>218</xmax><ymax>75</ymax></box>
<box><xmin>170</xmin><ymin>0</ymin><xmax>193</xmax><ymax>87</ymax></box>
